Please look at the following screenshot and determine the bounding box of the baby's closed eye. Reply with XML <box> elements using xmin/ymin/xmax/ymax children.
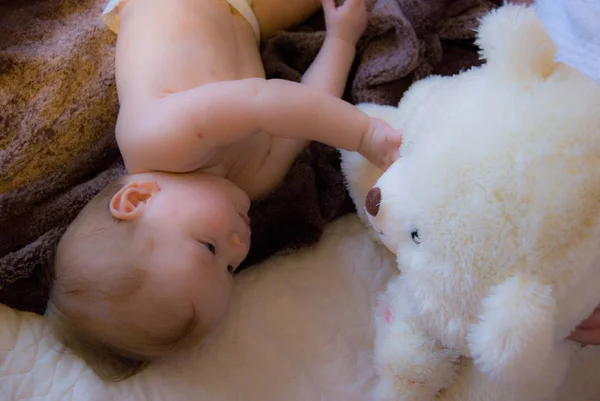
<box><xmin>200</xmin><ymin>241</ymin><xmax>236</xmax><ymax>275</ymax></box>
<box><xmin>201</xmin><ymin>242</ymin><xmax>216</xmax><ymax>255</ymax></box>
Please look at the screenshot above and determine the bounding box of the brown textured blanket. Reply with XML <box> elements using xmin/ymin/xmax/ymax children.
<box><xmin>0</xmin><ymin>0</ymin><xmax>498</xmax><ymax>315</ymax></box>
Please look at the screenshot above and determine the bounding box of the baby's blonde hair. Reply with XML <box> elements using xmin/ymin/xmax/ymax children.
<box><xmin>48</xmin><ymin>177</ymin><xmax>201</xmax><ymax>382</ymax></box>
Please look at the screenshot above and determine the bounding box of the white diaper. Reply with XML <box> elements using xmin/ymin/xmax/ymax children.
<box><xmin>101</xmin><ymin>0</ymin><xmax>261</xmax><ymax>43</ymax></box>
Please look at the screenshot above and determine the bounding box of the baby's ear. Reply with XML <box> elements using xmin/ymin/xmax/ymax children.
<box><xmin>110</xmin><ymin>180</ymin><xmax>160</xmax><ymax>221</ymax></box>
<box><xmin>467</xmin><ymin>274</ymin><xmax>557</xmax><ymax>384</ymax></box>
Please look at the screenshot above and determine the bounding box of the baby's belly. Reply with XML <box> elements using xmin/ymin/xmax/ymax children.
<box><xmin>117</xmin><ymin>0</ymin><xmax>265</xmax><ymax>100</ymax></box>
<box><xmin>174</xmin><ymin>0</ymin><xmax>266</xmax><ymax>84</ymax></box>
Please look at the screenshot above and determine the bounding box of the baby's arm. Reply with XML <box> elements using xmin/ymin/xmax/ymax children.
<box><xmin>267</xmin><ymin>0</ymin><xmax>369</xmax><ymax>163</ymax></box>
<box><xmin>301</xmin><ymin>0</ymin><xmax>367</xmax><ymax>97</ymax></box>
<box><xmin>118</xmin><ymin>78</ymin><xmax>401</xmax><ymax>174</ymax></box>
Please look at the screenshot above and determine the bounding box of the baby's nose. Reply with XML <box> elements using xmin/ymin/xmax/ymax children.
<box><xmin>365</xmin><ymin>187</ymin><xmax>381</xmax><ymax>217</ymax></box>
<box><xmin>229</xmin><ymin>232</ymin><xmax>243</xmax><ymax>247</ymax></box>
<box><xmin>229</xmin><ymin>232</ymin><xmax>250</xmax><ymax>254</ymax></box>
<box><xmin>228</xmin><ymin>232</ymin><xmax>249</xmax><ymax>266</ymax></box>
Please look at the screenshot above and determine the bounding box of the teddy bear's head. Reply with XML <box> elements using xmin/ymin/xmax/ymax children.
<box><xmin>348</xmin><ymin>5</ymin><xmax>600</xmax><ymax>384</ymax></box>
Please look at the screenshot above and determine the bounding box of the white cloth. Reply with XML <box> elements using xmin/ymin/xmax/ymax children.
<box><xmin>101</xmin><ymin>0</ymin><xmax>261</xmax><ymax>43</ymax></box>
<box><xmin>536</xmin><ymin>0</ymin><xmax>600</xmax><ymax>83</ymax></box>
<box><xmin>226</xmin><ymin>0</ymin><xmax>261</xmax><ymax>43</ymax></box>
<box><xmin>101</xmin><ymin>0</ymin><xmax>124</xmax><ymax>34</ymax></box>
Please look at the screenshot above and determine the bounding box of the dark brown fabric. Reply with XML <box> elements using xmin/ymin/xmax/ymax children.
<box><xmin>0</xmin><ymin>0</ymin><xmax>498</xmax><ymax>315</ymax></box>
<box><xmin>262</xmin><ymin>0</ymin><xmax>501</xmax><ymax>106</ymax></box>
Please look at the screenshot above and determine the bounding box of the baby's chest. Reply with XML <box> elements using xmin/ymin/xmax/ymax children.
<box><xmin>225</xmin><ymin>133</ymin><xmax>288</xmax><ymax>198</ymax></box>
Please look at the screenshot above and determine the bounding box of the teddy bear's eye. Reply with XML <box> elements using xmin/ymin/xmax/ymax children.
<box><xmin>410</xmin><ymin>230</ymin><xmax>421</xmax><ymax>245</ymax></box>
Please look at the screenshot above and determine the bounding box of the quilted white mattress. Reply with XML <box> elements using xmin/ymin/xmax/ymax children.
<box><xmin>1</xmin><ymin>215</ymin><xmax>600</xmax><ymax>401</ymax></box>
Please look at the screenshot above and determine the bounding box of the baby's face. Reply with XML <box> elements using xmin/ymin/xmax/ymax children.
<box><xmin>114</xmin><ymin>172</ymin><xmax>252</xmax><ymax>330</ymax></box>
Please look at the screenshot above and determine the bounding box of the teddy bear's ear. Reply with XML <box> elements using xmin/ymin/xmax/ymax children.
<box><xmin>476</xmin><ymin>4</ymin><xmax>558</xmax><ymax>80</ymax></box>
<box><xmin>466</xmin><ymin>274</ymin><xmax>557</xmax><ymax>384</ymax></box>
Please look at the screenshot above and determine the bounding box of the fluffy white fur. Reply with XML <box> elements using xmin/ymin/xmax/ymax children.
<box><xmin>3</xmin><ymin>215</ymin><xmax>600</xmax><ymax>401</ymax></box>
<box><xmin>341</xmin><ymin>4</ymin><xmax>600</xmax><ymax>401</ymax></box>
<box><xmin>3</xmin><ymin>5</ymin><xmax>600</xmax><ymax>401</ymax></box>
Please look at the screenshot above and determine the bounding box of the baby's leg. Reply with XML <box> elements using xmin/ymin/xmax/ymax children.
<box><xmin>252</xmin><ymin>0</ymin><xmax>322</xmax><ymax>38</ymax></box>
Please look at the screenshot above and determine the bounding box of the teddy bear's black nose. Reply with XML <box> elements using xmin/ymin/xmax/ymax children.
<box><xmin>365</xmin><ymin>187</ymin><xmax>381</xmax><ymax>217</ymax></box>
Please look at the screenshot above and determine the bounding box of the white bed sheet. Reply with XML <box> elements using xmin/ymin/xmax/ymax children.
<box><xmin>0</xmin><ymin>215</ymin><xmax>396</xmax><ymax>401</ymax></box>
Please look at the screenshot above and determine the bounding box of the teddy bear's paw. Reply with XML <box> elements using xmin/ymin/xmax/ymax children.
<box><xmin>371</xmin><ymin>376</ymin><xmax>429</xmax><ymax>401</ymax></box>
<box><xmin>428</xmin><ymin>348</ymin><xmax>462</xmax><ymax>390</ymax></box>
<box><xmin>374</xmin><ymin>337</ymin><xmax>461</xmax><ymax>401</ymax></box>
<box><xmin>372</xmin><ymin>374</ymin><xmax>445</xmax><ymax>401</ymax></box>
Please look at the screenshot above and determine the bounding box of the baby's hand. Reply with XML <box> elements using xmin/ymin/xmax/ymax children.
<box><xmin>569</xmin><ymin>305</ymin><xmax>600</xmax><ymax>346</ymax></box>
<box><xmin>359</xmin><ymin>117</ymin><xmax>402</xmax><ymax>170</ymax></box>
<box><xmin>322</xmin><ymin>0</ymin><xmax>368</xmax><ymax>46</ymax></box>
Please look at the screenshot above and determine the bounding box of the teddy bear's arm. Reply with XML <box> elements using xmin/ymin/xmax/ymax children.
<box><xmin>372</xmin><ymin>277</ymin><xmax>461</xmax><ymax>401</ymax></box>
<box><xmin>467</xmin><ymin>274</ymin><xmax>577</xmax><ymax>399</ymax></box>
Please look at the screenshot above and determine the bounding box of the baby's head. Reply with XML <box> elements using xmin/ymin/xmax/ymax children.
<box><xmin>47</xmin><ymin>171</ymin><xmax>251</xmax><ymax>381</ymax></box>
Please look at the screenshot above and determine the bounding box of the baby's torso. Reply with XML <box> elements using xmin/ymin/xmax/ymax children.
<box><xmin>115</xmin><ymin>0</ymin><xmax>265</xmax><ymax>102</ymax></box>
<box><xmin>200</xmin><ymin>133</ymin><xmax>296</xmax><ymax>200</ymax></box>
<box><xmin>114</xmin><ymin>0</ymin><xmax>290</xmax><ymax>198</ymax></box>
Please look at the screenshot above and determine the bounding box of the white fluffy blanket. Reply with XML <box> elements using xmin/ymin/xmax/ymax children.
<box><xmin>1</xmin><ymin>215</ymin><xmax>600</xmax><ymax>400</ymax></box>
<box><xmin>0</xmin><ymin>216</ymin><xmax>395</xmax><ymax>401</ymax></box>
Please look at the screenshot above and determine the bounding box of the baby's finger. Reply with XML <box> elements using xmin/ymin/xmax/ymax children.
<box><xmin>568</xmin><ymin>328</ymin><xmax>600</xmax><ymax>346</ymax></box>
<box><xmin>321</xmin><ymin>0</ymin><xmax>336</xmax><ymax>12</ymax></box>
<box><xmin>379</xmin><ymin>153</ymin><xmax>396</xmax><ymax>171</ymax></box>
<box><xmin>343</xmin><ymin>0</ymin><xmax>364</xmax><ymax>8</ymax></box>
<box><xmin>370</xmin><ymin>156</ymin><xmax>387</xmax><ymax>171</ymax></box>
<box><xmin>378</xmin><ymin>161</ymin><xmax>390</xmax><ymax>171</ymax></box>
<box><xmin>385</xmin><ymin>130</ymin><xmax>403</xmax><ymax>148</ymax></box>
<box><xmin>392</xmin><ymin>131</ymin><xmax>403</xmax><ymax>146</ymax></box>
<box><xmin>576</xmin><ymin>310</ymin><xmax>600</xmax><ymax>330</ymax></box>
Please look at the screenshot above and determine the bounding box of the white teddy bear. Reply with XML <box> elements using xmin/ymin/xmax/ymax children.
<box><xmin>341</xmin><ymin>4</ymin><xmax>600</xmax><ymax>401</ymax></box>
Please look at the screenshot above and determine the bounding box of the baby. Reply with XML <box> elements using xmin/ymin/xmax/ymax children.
<box><xmin>47</xmin><ymin>0</ymin><xmax>403</xmax><ymax>381</ymax></box>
